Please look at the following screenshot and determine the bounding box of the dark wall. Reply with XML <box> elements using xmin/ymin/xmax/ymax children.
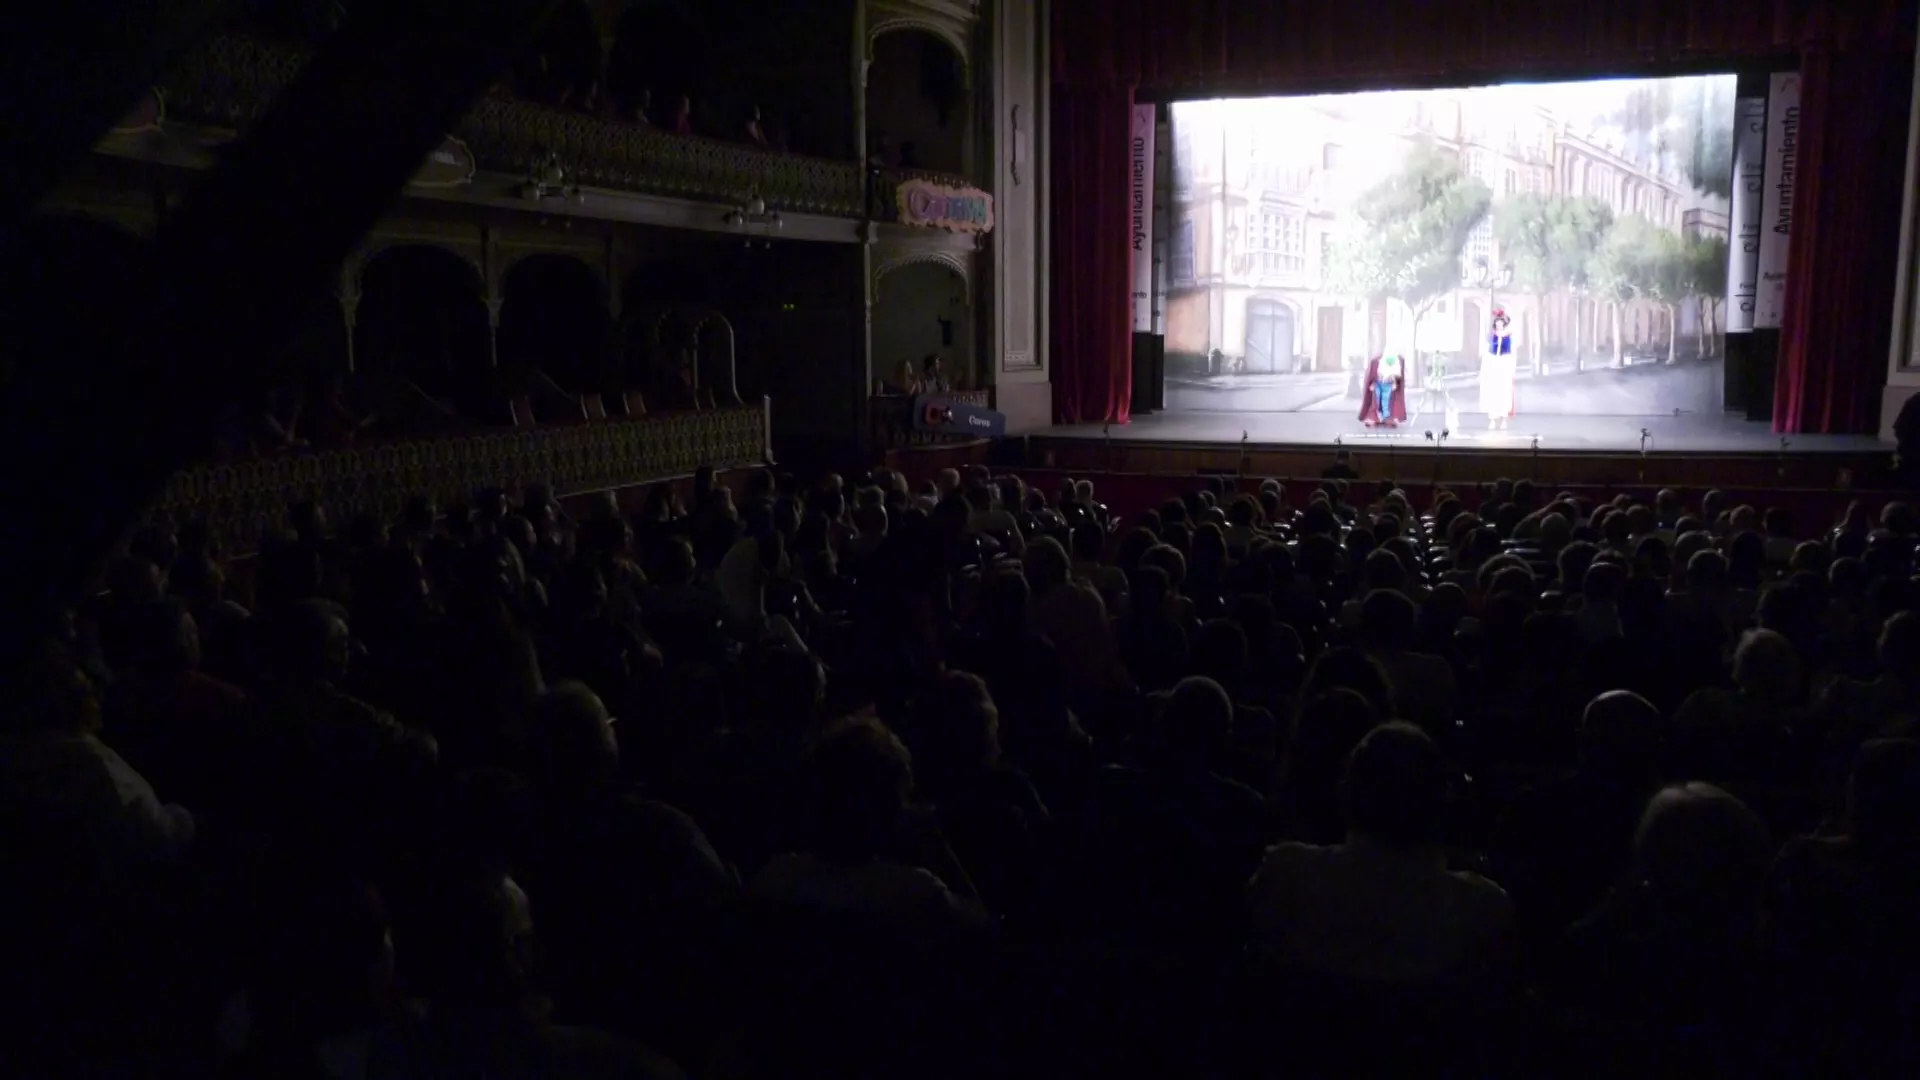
<box><xmin>607</xmin><ymin>0</ymin><xmax>856</xmax><ymax>157</ymax></box>
<box><xmin>619</xmin><ymin>227</ymin><xmax>863</xmax><ymax>441</ymax></box>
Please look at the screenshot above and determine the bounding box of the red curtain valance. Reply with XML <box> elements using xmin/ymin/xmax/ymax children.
<box><xmin>1054</xmin><ymin>0</ymin><xmax>1915</xmax><ymax>93</ymax></box>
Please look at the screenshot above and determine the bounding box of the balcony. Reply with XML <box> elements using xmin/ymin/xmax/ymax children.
<box><xmin>159</xmin><ymin>35</ymin><xmax>866</xmax><ymax>219</ymax></box>
<box><xmin>157</xmin><ymin>402</ymin><xmax>770</xmax><ymax>555</ymax></box>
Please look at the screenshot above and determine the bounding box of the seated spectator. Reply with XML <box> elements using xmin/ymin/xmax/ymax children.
<box><xmin>741</xmin><ymin>103</ymin><xmax>769</xmax><ymax>146</ymax></box>
<box><xmin>1573</xmin><ymin>560</ymin><xmax>1625</xmax><ymax>641</ymax></box>
<box><xmin>752</xmin><ymin>716</ymin><xmax>987</xmax><ymax>933</ymax></box>
<box><xmin>1357</xmin><ymin>589</ymin><xmax>1456</xmax><ymax>730</ymax></box>
<box><xmin>1559</xmin><ymin>783</ymin><xmax>1773</xmax><ymax>1071</ymax></box>
<box><xmin>901</xmin><ymin>671</ymin><xmax>1048</xmax><ymax>915</ymax></box>
<box><xmin>400</xmin><ymin>870</ymin><xmax>683</xmax><ymax>1077</ymax></box>
<box><xmin>103</xmin><ymin>599</ymin><xmax>248</xmax><ymax>817</ymax></box>
<box><xmin>1493</xmin><ymin>690</ymin><xmax>1664</xmax><ymax>952</ymax></box>
<box><xmin>1818</xmin><ymin>610</ymin><xmax>1920</xmax><ymax>743</ymax></box>
<box><xmin>1275</xmin><ymin>687</ymin><xmax>1379</xmax><ymax>843</ymax></box>
<box><xmin>1027</xmin><ymin>538</ymin><xmax>1130</xmax><ymax>709</ymax></box>
<box><xmin>250</xmin><ymin>600</ymin><xmax>437</xmax><ymax>854</ymax></box>
<box><xmin>516</xmin><ymin>681</ymin><xmax>735</xmax><ymax>1059</ymax></box>
<box><xmin>1768</xmin><ymin>738</ymin><xmax>1920</xmax><ymax>1071</ymax></box>
<box><xmin>0</xmin><ymin>647</ymin><xmax>195</xmax><ymax>882</ymax></box>
<box><xmin>222</xmin><ymin>876</ymin><xmax>406</xmax><ymax>1078</ymax></box>
<box><xmin>1082</xmin><ymin>677</ymin><xmax>1270</xmax><ymax>944</ymax></box>
<box><xmin>1248</xmin><ymin>722</ymin><xmax>1512</xmax><ymax>987</ymax></box>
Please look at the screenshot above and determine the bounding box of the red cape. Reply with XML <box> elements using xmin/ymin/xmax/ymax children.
<box><xmin>1357</xmin><ymin>355</ymin><xmax>1407</xmax><ymax>424</ymax></box>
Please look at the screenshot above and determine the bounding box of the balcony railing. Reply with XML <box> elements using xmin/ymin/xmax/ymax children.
<box><xmin>157</xmin><ymin>402</ymin><xmax>770</xmax><ymax>555</ymax></box>
<box><xmin>160</xmin><ymin>35</ymin><xmax>866</xmax><ymax>218</ymax></box>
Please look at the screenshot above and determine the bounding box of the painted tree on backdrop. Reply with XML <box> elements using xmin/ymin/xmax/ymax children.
<box><xmin>1587</xmin><ymin>215</ymin><xmax>1664</xmax><ymax>369</ymax></box>
<box><xmin>1325</xmin><ymin>142</ymin><xmax>1491</xmax><ymax>388</ymax></box>
<box><xmin>1641</xmin><ymin>227</ymin><xmax>1689</xmax><ymax>366</ymax></box>
<box><xmin>1684</xmin><ymin>234</ymin><xmax>1730</xmax><ymax>358</ymax></box>
<box><xmin>1494</xmin><ymin>194</ymin><xmax>1614</xmax><ymax>375</ymax></box>
<box><xmin>1610</xmin><ymin>79</ymin><xmax>1736</xmax><ymax>200</ymax></box>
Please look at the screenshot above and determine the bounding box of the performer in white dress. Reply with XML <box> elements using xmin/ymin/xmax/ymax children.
<box><xmin>1480</xmin><ymin>307</ymin><xmax>1516</xmax><ymax>430</ymax></box>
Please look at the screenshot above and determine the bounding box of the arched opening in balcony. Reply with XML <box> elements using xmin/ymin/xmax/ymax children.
<box><xmin>352</xmin><ymin>245</ymin><xmax>492</xmax><ymax>423</ymax></box>
<box><xmin>867</xmin><ymin>27</ymin><xmax>968</xmax><ymax>177</ymax></box>
<box><xmin>873</xmin><ymin>258</ymin><xmax>971</xmax><ymax>392</ymax></box>
<box><xmin>498</xmin><ymin>254</ymin><xmax>613</xmax><ymax>406</ymax></box>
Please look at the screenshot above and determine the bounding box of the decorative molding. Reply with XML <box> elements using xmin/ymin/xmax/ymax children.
<box><xmin>872</xmin><ymin>249</ymin><xmax>972</xmax><ymax>306</ymax></box>
<box><xmin>867</xmin><ymin>15</ymin><xmax>972</xmax><ymax>74</ymax></box>
<box><xmin>495</xmin><ymin>248</ymin><xmax>609</xmax><ymax>294</ymax></box>
<box><xmin>156</xmin><ymin>407</ymin><xmax>770</xmax><ymax>556</ymax></box>
<box><xmin>351</xmin><ymin>236</ymin><xmax>486</xmax><ymax>297</ymax></box>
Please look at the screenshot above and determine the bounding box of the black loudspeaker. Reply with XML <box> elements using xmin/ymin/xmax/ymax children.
<box><xmin>1724</xmin><ymin>333</ymin><xmax>1753</xmax><ymax>413</ymax></box>
<box><xmin>1746</xmin><ymin>330</ymin><xmax>1779</xmax><ymax>423</ymax></box>
<box><xmin>1131</xmin><ymin>332</ymin><xmax>1165</xmax><ymax>413</ymax></box>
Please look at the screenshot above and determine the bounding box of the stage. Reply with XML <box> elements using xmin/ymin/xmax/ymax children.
<box><xmin>1041</xmin><ymin>410</ymin><xmax>1887</xmax><ymax>455</ymax></box>
<box><xmin>1020</xmin><ymin>410</ymin><xmax>1897</xmax><ymax>491</ymax></box>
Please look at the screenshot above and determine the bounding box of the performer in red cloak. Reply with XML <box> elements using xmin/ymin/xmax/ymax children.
<box><xmin>1357</xmin><ymin>353</ymin><xmax>1407</xmax><ymax>428</ymax></box>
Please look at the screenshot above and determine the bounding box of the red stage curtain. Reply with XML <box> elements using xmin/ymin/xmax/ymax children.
<box><xmin>1050</xmin><ymin>82</ymin><xmax>1136</xmax><ymax>424</ymax></box>
<box><xmin>1049</xmin><ymin>0</ymin><xmax>1917</xmax><ymax>433</ymax></box>
<box><xmin>1053</xmin><ymin>0</ymin><xmax>1914</xmax><ymax>94</ymax></box>
<box><xmin>1774</xmin><ymin>46</ymin><xmax>1915</xmax><ymax>433</ymax></box>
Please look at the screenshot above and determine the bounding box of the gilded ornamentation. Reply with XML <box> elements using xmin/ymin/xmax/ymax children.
<box><xmin>156</xmin><ymin>406</ymin><xmax>769</xmax><ymax>554</ymax></box>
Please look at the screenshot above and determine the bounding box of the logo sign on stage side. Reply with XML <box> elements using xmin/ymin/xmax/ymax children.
<box><xmin>1756</xmin><ymin>72</ymin><xmax>1800</xmax><ymax>330</ymax></box>
<box><xmin>897</xmin><ymin>180</ymin><xmax>995</xmax><ymax>233</ymax></box>
<box><xmin>1130</xmin><ymin>103</ymin><xmax>1156</xmax><ymax>333</ymax></box>
<box><xmin>1726</xmin><ymin>96</ymin><xmax>1766</xmax><ymax>333</ymax></box>
<box><xmin>912</xmin><ymin>395</ymin><xmax>1007</xmax><ymax>439</ymax></box>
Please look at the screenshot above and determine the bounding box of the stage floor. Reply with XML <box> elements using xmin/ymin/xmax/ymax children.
<box><xmin>1040</xmin><ymin>410</ymin><xmax>1891</xmax><ymax>455</ymax></box>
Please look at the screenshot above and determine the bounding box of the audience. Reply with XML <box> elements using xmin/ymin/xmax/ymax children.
<box><xmin>6</xmin><ymin>471</ymin><xmax>1920</xmax><ymax>1077</ymax></box>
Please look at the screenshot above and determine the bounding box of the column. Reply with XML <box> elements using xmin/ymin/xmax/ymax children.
<box><xmin>337</xmin><ymin>263</ymin><xmax>361</xmax><ymax>373</ymax></box>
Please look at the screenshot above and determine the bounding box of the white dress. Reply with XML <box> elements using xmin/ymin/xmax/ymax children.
<box><xmin>1479</xmin><ymin>335</ymin><xmax>1515</xmax><ymax>418</ymax></box>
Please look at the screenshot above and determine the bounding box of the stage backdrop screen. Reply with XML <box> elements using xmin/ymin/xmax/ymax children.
<box><xmin>1165</xmin><ymin>76</ymin><xmax>1737</xmax><ymax>419</ymax></box>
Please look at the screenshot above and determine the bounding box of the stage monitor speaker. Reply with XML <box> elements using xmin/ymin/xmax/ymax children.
<box><xmin>1131</xmin><ymin>332</ymin><xmax>1165</xmax><ymax>414</ymax></box>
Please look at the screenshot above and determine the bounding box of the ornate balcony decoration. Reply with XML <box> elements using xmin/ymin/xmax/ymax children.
<box><xmin>869</xmin><ymin>390</ymin><xmax>991</xmax><ymax>450</ymax></box>
<box><xmin>159</xmin><ymin>35</ymin><xmax>866</xmax><ymax>219</ymax></box>
<box><xmin>870</xmin><ymin>167</ymin><xmax>993</xmax><ymax>232</ymax></box>
<box><xmin>155</xmin><ymin>404</ymin><xmax>770</xmax><ymax>555</ymax></box>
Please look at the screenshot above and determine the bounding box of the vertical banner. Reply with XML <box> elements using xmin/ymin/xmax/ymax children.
<box><xmin>1756</xmin><ymin>72</ymin><xmax>1801</xmax><ymax>329</ymax></box>
<box><xmin>1726</xmin><ymin>96</ymin><xmax>1767</xmax><ymax>333</ymax></box>
<box><xmin>1130</xmin><ymin>103</ymin><xmax>1156</xmax><ymax>332</ymax></box>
